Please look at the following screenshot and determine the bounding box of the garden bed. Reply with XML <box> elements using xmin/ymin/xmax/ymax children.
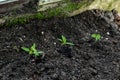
<box><xmin>0</xmin><ymin>9</ymin><xmax>120</xmax><ymax>80</ymax></box>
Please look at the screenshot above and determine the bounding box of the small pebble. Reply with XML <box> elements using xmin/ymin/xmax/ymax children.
<box><xmin>54</xmin><ymin>42</ymin><xmax>56</xmax><ymax>45</ymax></box>
<box><xmin>19</xmin><ymin>38</ymin><xmax>23</xmax><ymax>41</ymax></box>
<box><xmin>107</xmin><ymin>32</ymin><xmax>110</xmax><ymax>35</ymax></box>
<box><xmin>44</xmin><ymin>39</ymin><xmax>46</xmax><ymax>41</ymax></box>
<box><xmin>105</xmin><ymin>38</ymin><xmax>109</xmax><ymax>40</ymax></box>
<box><xmin>23</xmin><ymin>35</ymin><xmax>25</xmax><ymax>38</ymax></box>
<box><xmin>41</xmin><ymin>31</ymin><xmax>44</xmax><ymax>35</ymax></box>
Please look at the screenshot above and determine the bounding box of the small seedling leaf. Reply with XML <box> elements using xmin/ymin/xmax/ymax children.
<box><xmin>62</xmin><ymin>35</ymin><xmax>67</xmax><ymax>43</ymax></box>
<box><xmin>66</xmin><ymin>42</ymin><xmax>74</xmax><ymax>46</ymax></box>
<box><xmin>38</xmin><ymin>51</ymin><xmax>44</xmax><ymax>54</ymax></box>
<box><xmin>31</xmin><ymin>43</ymin><xmax>37</xmax><ymax>52</ymax></box>
<box><xmin>34</xmin><ymin>51</ymin><xmax>44</xmax><ymax>56</ymax></box>
<box><xmin>91</xmin><ymin>34</ymin><xmax>97</xmax><ymax>38</ymax></box>
<box><xmin>38</xmin><ymin>51</ymin><xmax>44</xmax><ymax>56</ymax></box>
<box><xmin>58</xmin><ymin>39</ymin><xmax>62</xmax><ymax>42</ymax></box>
<box><xmin>58</xmin><ymin>35</ymin><xmax>74</xmax><ymax>46</ymax></box>
<box><xmin>34</xmin><ymin>52</ymin><xmax>39</xmax><ymax>56</ymax></box>
<box><xmin>91</xmin><ymin>33</ymin><xmax>101</xmax><ymax>41</ymax></box>
<box><xmin>96</xmin><ymin>34</ymin><xmax>101</xmax><ymax>41</ymax></box>
<box><xmin>21</xmin><ymin>47</ymin><xmax>30</xmax><ymax>52</ymax></box>
<box><xmin>21</xmin><ymin>43</ymin><xmax>44</xmax><ymax>57</ymax></box>
<box><xmin>29</xmin><ymin>50</ymin><xmax>33</xmax><ymax>55</ymax></box>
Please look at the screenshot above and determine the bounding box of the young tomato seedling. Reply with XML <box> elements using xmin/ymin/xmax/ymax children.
<box><xmin>91</xmin><ymin>33</ymin><xmax>101</xmax><ymax>41</ymax></box>
<box><xmin>58</xmin><ymin>35</ymin><xmax>74</xmax><ymax>46</ymax></box>
<box><xmin>21</xmin><ymin>43</ymin><xmax>44</xmax><ymax>57</ymax></box>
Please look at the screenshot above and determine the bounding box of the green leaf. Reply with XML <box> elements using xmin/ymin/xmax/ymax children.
<box><xmin>91</xmin><ymin>34</ymin><xmax>97</xmax><ymax>38</ymax></box>
<box><xmin>21</xmin><ymin>43</ymin><xmax>44</xmax><ymax>57</ymax></box>
<box><xmin>29</xmin><ymin>50</ymin><xmax>33</xmax><ymax>55</ymax></box>
<box><xmin>34</xmin><ymin>52</ymin><xmax>39</xmax><ymax>56</ymax></box>
<box><xmin>91</xmin><ymin>34</ymin><xmax>101</xmax><ymax>41</ymax></box>
<box><xmin>38</xmin><ymin>51</ymin><xmax>44</xmax><ymax>55</ymax></box>
<box><xmin>62</xmin><ymin>35</ymin><xmax>67</xmax><ymax>43</ymax></box>
<box><xmin>96</xmin><ymin>34</ymin><xmax>101</xmax><ymax>41</ymax></box>
<box><xmin>32</xmin><ymin>43</ymin><xmax>36</xmax><ymax>49</ymax></box>
<box><xmin>58</xmin><ymin>35</ymin><xmax>74</xmax><ymax>46</ymax></box>
<box><xmin>34</xmin><ymin>51</ymin><xmax>44</xmax><ymax>56</ymax></box>
<box><xmin>31</xmin><ymin>43</ymin><xmax>37</xmax><ymax>52</ymax></box>
<box><xmin>58</xmin><ymin>39</ymin><xmax>62</xmax><ymax>42</ymax></box>
<box><xmin>66</xmin><ymin>42</ymin><xmax>74</xmax><ymax>46</ymax></box>
<box><xmin>38</xmin><ymin>51</ymin><xmax>44</xmax><ymax>54</ymax></box>
<box><xmin>21</xmin><ymin>47</ymin><xmax>30</xmax><ymax>52</ymax></box>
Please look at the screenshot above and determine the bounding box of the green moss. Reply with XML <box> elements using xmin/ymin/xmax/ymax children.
<box><xmin>62</xmin><ymin>0</ymin><xmax>91</xmax><ymax>12</ymax></box>
<box><xmin>62</xmin><ymin>3</ymin><xmax>77</xmax><ymax>12</ymax></box>
<box><xmin>1</xmin><ymin>0</ymin><xmax>120</xmax><ymax>27</ymax></box>
<box><xmin>4</xmin><ymin>16</ymin><xmax>29</xmax><ymax>27</ymax></box>
<box><xmin>1</xmin><ymin>0</ymin><xmax>90</xmax><ymax>27</ymax></box>
<box><xmin>32</xmin><ymin>12</ymin><xmax>45</xmax><ymax>19</ymax></box>
<box><xmin>46</xmin><ymin>8</ymin><xmax>62</xmax><ymax>18</ymax></box>
<box><xmin>42</xmin><ymin>0</ymin><xmax>88</xmax><ymax>17</ymax></box>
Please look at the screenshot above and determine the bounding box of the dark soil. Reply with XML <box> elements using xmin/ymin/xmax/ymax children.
<box><xmin>0</xmin><ymin>0</ymin><xmax>38</xmax><ymax>18</ymax></box>
<box><xmin>0</xmin><ymin>9</ymin><xmax>120</xmax><ymax>80</ymax></box>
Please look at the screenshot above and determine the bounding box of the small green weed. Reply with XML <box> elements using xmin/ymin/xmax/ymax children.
<box><xmin>91</xmin><ymin>33</ymin><xmax>101</xmax><ymax>41</ymax></box>
<box><xmin>21</xmin><ymin>43</ymin><xmax>44</xmax><ymax>57</ymax></box>
<box><xmin>58</xmin><ymin>35</ymin><xmax>74</xmax><ymax>46</ymax></box>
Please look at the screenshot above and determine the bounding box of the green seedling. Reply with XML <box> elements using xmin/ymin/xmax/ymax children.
<box><xmin>58</xmin><ymin>35</ymin><xmax>74</xmax><ymax>46</ymax></box>
<box><xmin>21</xmin><ymin>43</ymin><xmax>44</xmax><ymax>57</ymax></box>
<box><xmin>91</xmin><ymin>33</ymin><xmax>101</xmax><ymax>41</ymax></box>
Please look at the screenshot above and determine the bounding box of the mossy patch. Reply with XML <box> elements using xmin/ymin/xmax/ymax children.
<box><xmin>1</xmin><ymin>0</ymin><xmax>120</xmax><ymax>27</ymax></box>
<box><xmin>0</xmin><ymin>0</ymin><xmax>83</xmax><ymax>27</ymax></box>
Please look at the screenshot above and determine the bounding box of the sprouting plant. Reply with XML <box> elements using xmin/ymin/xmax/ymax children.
<box><xmin>91</xmin><ymin>33</ymin><xmax>101</xmax><ymax>41</ymax></box>
<box><xmin>21</xmin><ymin>43</ymin><xmax>44</xmax><ymax>57</ymax></box>
<box><xmin>58</xmin><ymin>35</ymin><xmax>74</xmax><ymax>46</ymax></box>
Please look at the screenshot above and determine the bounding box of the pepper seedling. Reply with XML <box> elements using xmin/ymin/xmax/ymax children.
<box><xmin>91</xmin><ymin>33</ymin><xmax>101</xmax><ymax>41</ymax></box>
<box><xmin>21</xmin><ymin>43</ymin><xmax>44</xmax><ymax>57</ymax></box>
<box><xmin>58</xmin><ymin>35</ymin><xmax>74</xmax><ymax>46</ymax></box>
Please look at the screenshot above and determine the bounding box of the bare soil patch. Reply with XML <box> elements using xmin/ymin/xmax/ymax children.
<box><xmin>0</xmin><ymin>9</ymin><xmax>120</xmax><ymax>80</ymax></box>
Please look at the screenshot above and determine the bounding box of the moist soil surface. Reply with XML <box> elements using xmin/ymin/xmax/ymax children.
<box><xmin>0</xmin><ymin>9</ymin><xmax>120</xmax><ymax>80</ymax></box>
